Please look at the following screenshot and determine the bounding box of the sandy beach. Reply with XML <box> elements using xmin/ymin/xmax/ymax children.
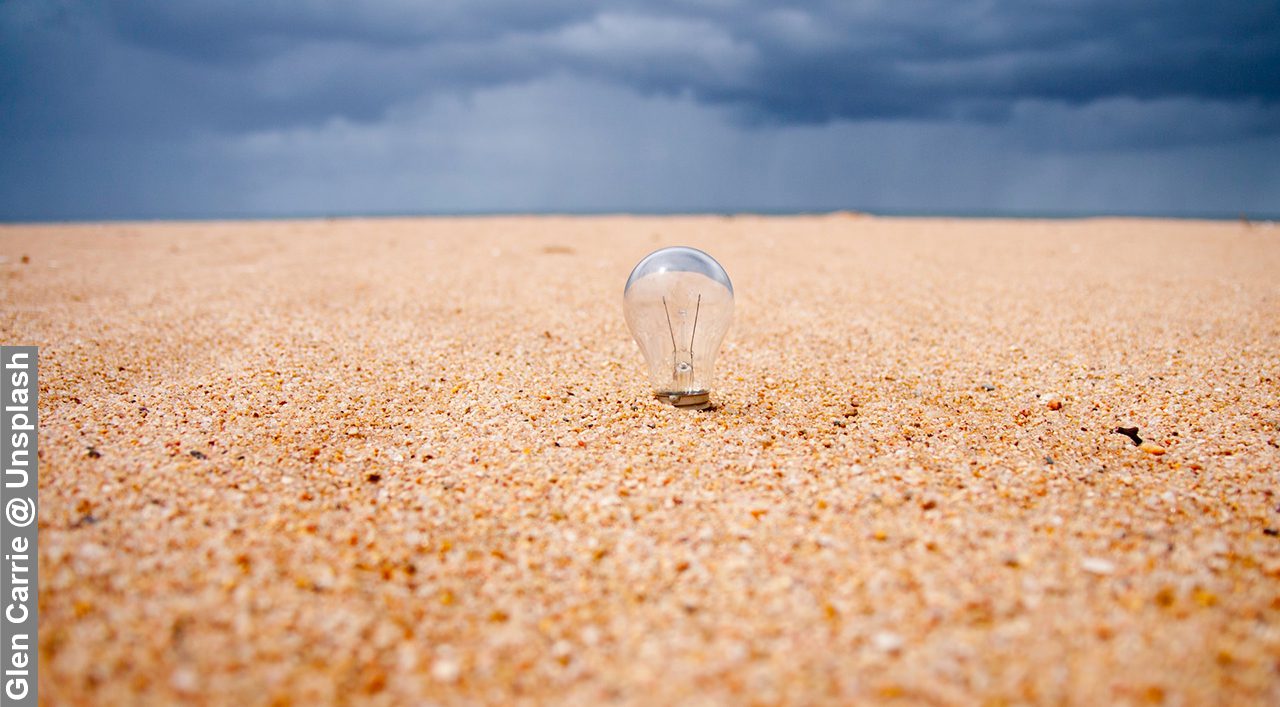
<box><xmin>3</xmin><ymin>215</ymin><xmax>1279</xmax><ymax>704</ymax></box>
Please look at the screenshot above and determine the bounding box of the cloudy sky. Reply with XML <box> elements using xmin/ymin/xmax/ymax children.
<box><xmin>2</xmin><ymin>0</ymin><xmax>1277</xmax><ymax>221</ymax></box>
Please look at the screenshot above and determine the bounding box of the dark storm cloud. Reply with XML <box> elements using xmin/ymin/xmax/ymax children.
<box><xmin>735</xmin><ymin>2</ymin><xmax>1280</xmax><ymax>125</ymax></box>
<box><xmin>3</xmin><ymin>0</ymin><xmax>1279</xmax><ymax>221</ymax></box>
<box><xmin>104</xmin><ymin>0</ymin><xmax>596</xmax><ymax>63</ymax></box>
<box><xmin>3</xmin><ymin>0</ymin><xmax>1277</xmax><ymax>140</ymax></box>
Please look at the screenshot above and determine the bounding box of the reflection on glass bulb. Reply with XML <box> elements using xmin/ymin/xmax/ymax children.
<box><xmin>623</xmin><ymin>246</ymin><xmax>734</xmax><ymax>409</ymax></box>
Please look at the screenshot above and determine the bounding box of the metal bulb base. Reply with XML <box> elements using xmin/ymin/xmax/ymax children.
<box><xmin>657</xmin><ymin>391</ymin><xmax>711</xmax><ymax>410</ymax></box>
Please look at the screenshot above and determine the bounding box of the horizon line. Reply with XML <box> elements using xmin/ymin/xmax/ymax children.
<box><xmin>2</xmin><ymin>206</ymin><xmax>1278</xmax><ymax>226</ymax></box>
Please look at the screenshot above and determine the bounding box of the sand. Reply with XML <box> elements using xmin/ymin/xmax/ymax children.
<box><xmin>2</xmin><ymin>215</ymin><xmax>1278</xmax><ymax>705</ymax></box>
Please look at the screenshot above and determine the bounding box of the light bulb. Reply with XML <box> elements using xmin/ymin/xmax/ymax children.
<box><xmin>623</xmin><ymin>246</ymin><xmax>734</xmax><ymax>409</ymax></box>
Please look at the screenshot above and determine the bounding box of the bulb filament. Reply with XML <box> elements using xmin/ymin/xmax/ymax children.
<box><xmin>662</xmin><ymin>294</ymin><xmax>702</xmax><ymax>391</ymax></box>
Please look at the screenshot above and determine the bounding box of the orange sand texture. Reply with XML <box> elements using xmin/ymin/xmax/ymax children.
<box><xmin>3</xmin><ymin>215</ymin><xmax>1279</xmax><ymax>705</ymax></box>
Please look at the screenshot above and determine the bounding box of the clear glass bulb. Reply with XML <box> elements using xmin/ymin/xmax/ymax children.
<box><xmin>623</xmin><ymin>246</ymin><xmax>734</xmax><ymax>409</ymax></box>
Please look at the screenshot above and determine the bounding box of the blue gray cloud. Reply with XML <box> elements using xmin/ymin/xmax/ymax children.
<box><xmin>1</xmin><ymin>0</ymin><xmax>1277</xmax><ymax>219</ymax></box>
